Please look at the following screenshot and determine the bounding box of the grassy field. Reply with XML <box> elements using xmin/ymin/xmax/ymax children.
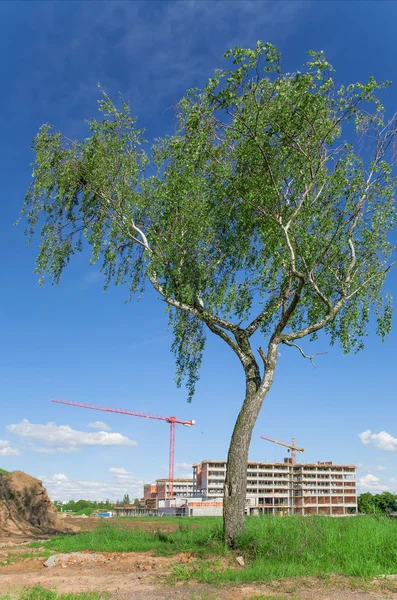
<box><xmin>32</xmin><ymin>515</ymin><xmax>397</xmax><ymax>583</ymax></box>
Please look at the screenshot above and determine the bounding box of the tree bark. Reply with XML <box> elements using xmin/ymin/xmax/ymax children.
<box><xmin>223</xmin><ymin>340</ymin><xmax>279</xmax><ymax>548</ymax></box>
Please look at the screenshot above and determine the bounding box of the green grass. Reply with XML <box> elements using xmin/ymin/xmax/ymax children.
<box><xmin>119</xmin><ymin>516</ymin><xmax>219</xmax><ymax>525</ymax></box>
<box><xmin>0</xmin><ymin>468</ymin><xmax>11</xmax><ymax>475</ymax></box>
<box><xmin>32</xmin><ymin>519</ymin><xmax>225</xmax><ymax>556</ymax></box>
<box><xmin>0</xmin><ymin>551</ymin><xmax>52</xmax><ymax>566</ymax></box>
<box><xmin>31</xmin><ymin>515</ymin><xmax>397</xmax><ymax>583</ymax></box>
<box><xmin>0</xmin><ymin>586</ymin><xmax>105</xmax><ymax>600</ymax></box>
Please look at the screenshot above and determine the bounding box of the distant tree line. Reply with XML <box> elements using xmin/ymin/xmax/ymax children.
<box><xmin>54</xmin><ymin>496</ymin><xmax>142</xmax><ymax>513</ymax></box>
<box><xmin>116</xmin><ymin>494</ymin><xmax>141</xmax><ymax>507</ymax></box>
<box><xmin>55</xmin><ymin>499</ymin><xmax>114</xmax><ymax>513</ymax></box>
<box><xmin>358</xmin><ymin>492</ymin><xmax>397</xmax><ymax>514</ymax></box>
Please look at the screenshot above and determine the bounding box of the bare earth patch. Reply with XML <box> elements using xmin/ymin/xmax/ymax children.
<box><xmin>0</xmin><ymin>542</ymin><xmax>397</xmax><ymax>600</ymax></box>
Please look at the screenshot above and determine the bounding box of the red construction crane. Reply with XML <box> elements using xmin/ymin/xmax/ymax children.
<box><xmin>51</xmin><ymin>399</ymin><xmax>195</xmax><ymax>500</ymax></box>
<box><xmin>260</xmin><ymin>436</ymin><xmax>304</xmax><ymax>465</ymax></box>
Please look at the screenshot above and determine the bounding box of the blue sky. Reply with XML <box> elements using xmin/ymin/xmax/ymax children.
<box><xmin>1</xmin><ymin>0</ymin><xmax>396</xmax><ymax>501</ymax></box>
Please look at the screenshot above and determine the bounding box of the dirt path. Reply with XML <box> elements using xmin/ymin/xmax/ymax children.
<box><xmin>1</xmin><ymin>547</ymin><xmax>396</xmax><ymax>600</ymax></box>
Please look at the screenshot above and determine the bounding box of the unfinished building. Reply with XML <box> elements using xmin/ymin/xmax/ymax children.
<box><xmin>193</xmin><ymin>459</ymin><xmax>357</xmax><ymax>516</ymax></box>
<box><xmin>143</xmin><ymin>484</ymin><xmax>158</xmax><ymax>509</ymax></box>
<box><xmin>154</xmin><ymin>478</ymin><xmax>194</xmax><ymax>509</ymax></box>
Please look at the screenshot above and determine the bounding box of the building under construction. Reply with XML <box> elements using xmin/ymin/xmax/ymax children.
<box><xmin>193</xmin><ymin>459</ymin><xmax>357</xmax><ymax>516</ymax></box>
<box><xmin>143</xmin><ymin>437</ymin><xmax>356</xmax><ymax>516</ymax></box>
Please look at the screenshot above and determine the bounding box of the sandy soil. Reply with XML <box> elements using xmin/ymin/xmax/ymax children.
<box><xmin>0</xmin><ymin>472</ymin><xmax>76</xmax><ymax>539</ymax></box>
<box><xmin>1</xmin><ymin>518</ymin><xmax>397</xmax><ymax>599</ymax></box>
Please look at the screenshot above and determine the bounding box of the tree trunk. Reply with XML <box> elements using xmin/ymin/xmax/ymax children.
<box><xmin>223</xmin><ymin>340</ymin><xmax>278</xmax><ymax>548</ymax></box>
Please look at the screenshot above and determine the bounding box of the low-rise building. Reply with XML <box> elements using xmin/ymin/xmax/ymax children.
<box><xmin>113</xmin><ymin>505</ymin><xmax>140</xmax><ymax>517</ymax></box>
<box><xmin>114</xmin><ymin>504</ymin><xmax>156</xmax><ymax>517</ymax></box>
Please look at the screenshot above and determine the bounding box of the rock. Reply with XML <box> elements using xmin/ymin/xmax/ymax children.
<box><xmin>44</xmin><ymin>555</ymin><xmax>58</xmax><ymax>568</ymax></box>
<box><xmin>44</xmin><ymin>552</ymin><xmax>103</xmax><ymax>568</ymax></box>
<box><xmin>235</xmin><ymin>555</ymin><xmax>245</xmax><ymax>567</ymax></box>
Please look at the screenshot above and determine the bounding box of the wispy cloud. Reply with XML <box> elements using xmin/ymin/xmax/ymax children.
<box><xmin>26</xmin><ymin>1</ymin><xmax>309</xmax><ymax>134</ymax></box>
<box><xmin>176</xmin><ymin>462</ymin><xmax>192</xmax><ymax>471</ymax></box>
<box><xmin>80</xmin><ymin>271</ymin><xmax>103</xmax><ymax>288</ymax></box>
<box><xmin>88</xmin><ymin>421</ymin><xmax>111</xmax><ymax>432</ymax></box>
<box><xmin>8</xmin><ymin>419</ymin><xmax>137</xmax><ymax>453</ymax></box>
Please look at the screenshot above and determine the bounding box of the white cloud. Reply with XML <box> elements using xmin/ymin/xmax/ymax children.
<box><xmin>0</xmin><ymin>440</ymin><xmax>20</xmax><ymax>456</ymax></box>
<box><xmin>359</xmin><ymin>430</ymin><xmax>397</xmax><ymax>452</ymax></box>
<box><xmin>88</xmin><ymin>421</ymin><xmax>111</xmax><ymax>432</ymax></box>
<box><xmin>375</xmin><ymin>465</ymin><xmax>387</xmax><ymax>471</ymax></box>
<box><xmin>7</xmin><ymin>419</ymin><xmax>137</xmax><ymax>453</ymax></box>
<box><xmin>42</xmin><ymin>468</ymin><xmax>143</xmax><ymax>501</ymax></box>
<box><xmin>53</xmin><ymin>473</ymin><xmax>69</xmax><ymax>482</ymax></box>
<box><xmin>357</xmin><ymin>473</ymin><xmax>389</xmax><ymax>493</ymax></box>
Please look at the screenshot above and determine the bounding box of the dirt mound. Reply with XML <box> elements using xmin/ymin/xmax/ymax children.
<box><xmin>0</xmin><ymin>471</ymin><xmax>76</xmax><ymax>537</ymax></box>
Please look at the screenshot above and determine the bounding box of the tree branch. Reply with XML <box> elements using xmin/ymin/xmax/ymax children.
<box><xmin>245</xmin><ymin>295</ymin><xmax>283</xmax><ymax>337</ymax></box>
<box><xmin>282</xmin><ymin>339</ymin><xmax>326</xmax><ymax>367</ymax></box>
<box><xmin>285</xmin><ymin>182</ymin><xmax>325</xmax><ymax>231</ymax></box>
<box><xmin>258</xmin><ymin>346</ymin><xmax>267</xmax><ymax>368</ymax></box>
<box><xmin>203</xmin><ymin>318</ymin><xmax>247</xmax><ymax>365</ymax></box>
<box><xmin>93</xmin><ymin>186</ymin><xmax>240</xmax><ymax>335</ymax></box>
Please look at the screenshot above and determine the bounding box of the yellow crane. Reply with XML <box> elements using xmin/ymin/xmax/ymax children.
<box><xmin>260</xmin><ymin>436</ymin><xmax>304</xmax><ymax>465</ymax></box>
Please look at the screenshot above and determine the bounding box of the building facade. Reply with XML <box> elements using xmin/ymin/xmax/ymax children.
<box><xmin>155</xmin><ymin>478</ymin><xmax>195</xmax><ymax>508</ymax></box>
<box><xmin>143</xmin><ymin>484</ymin><xmax>158</xmax><ymax>509</ymax></box>
<box><xmin>193</xmin><ymin>459</ymin><xmax>357</xmax><ymax>516</ymax></box>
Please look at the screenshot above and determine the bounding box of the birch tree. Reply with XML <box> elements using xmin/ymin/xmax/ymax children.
<box><xmin>21</xmin><ymin>43</ymin><xmax>397</xmax><ymax>546</ymax></box>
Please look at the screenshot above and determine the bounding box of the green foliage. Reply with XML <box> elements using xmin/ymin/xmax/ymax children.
<box><xmin>33</xmin><ymin>516</ymin><xmax>397</xmax><ymax>581</ymax></box>
<box><xmin>57</xmin><ymin>499</ymin><xmax>113</xmax><ymax>513</ymax></box>
<box><xmin>0</xmin><ymin>469</ymin><xmax>10</xmax><ymax>476</ymax></box>
<box><xmin>358</xmin><ymin>491</ymin><xmax>397</xmax><ymax>514</ymax></box>
<box><xmin>122</xmin><ymin>493</ymin><xmax>130</xmax><ymax>506</ymax></box>
<box><xmin>21</xmin><ymin>43</ymin><xmax>397</xmax><ymax>400</ymax></box>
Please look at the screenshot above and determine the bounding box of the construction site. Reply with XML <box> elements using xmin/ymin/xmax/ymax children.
<box><xmin>43</xmin><ymin>400</ymin><xmax>357</xmax><ymax>517</ymax></box>
<box><xmin>140</xmin><ymin>459</ymin><xmax>357</xmax><ymax>518</ymax></box>
<box><xmin>0</xmin><ymin>403</ymin><xmax>376</xmax><ymax>600</ymax></box>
